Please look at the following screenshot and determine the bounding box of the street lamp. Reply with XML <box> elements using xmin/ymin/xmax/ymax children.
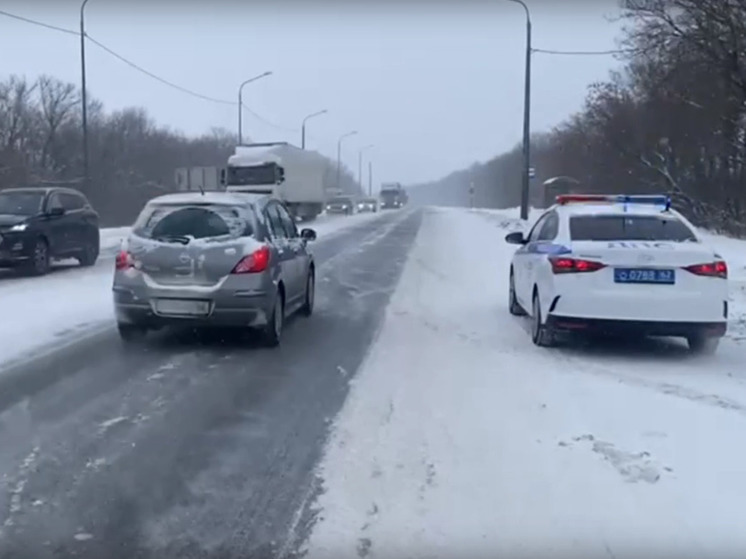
<box><xmin>507</xmin><ymin>0</ymin><xmax>532</xmax><ymax>221</ymax></box>
<box><xmin>336</xmin><ymin>130</ymin><xmax>358</xmax><ymax>191</ymax></box>
<box><xmin>301</xmin><ymin>109</ymin><xmax>328</xmax><ymax>149</ymax></box>
<box><xmin>238</xmin><ymin>71</ymin><xmax>272</xmax><ymax>145</ymax></box>
<box><xmin>358</xmin><ymin>144</ymin><xmax>374</xmax><ymax>191</ymax></box>
<box><xmin>80</xmin><ymin>0</ymin><xmax>91</xmax><ymax>189</ymax></box>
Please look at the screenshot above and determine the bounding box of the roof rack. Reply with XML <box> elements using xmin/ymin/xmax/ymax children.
<box><xmin>556</xmin><ymin>194</ymin><xmax>671</xmax><ymax>211</ymax></box>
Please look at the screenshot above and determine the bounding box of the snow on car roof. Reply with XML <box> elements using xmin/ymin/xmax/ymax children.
<box><xmin>148</xmin><ymin>191</ymin><xmax>256</xmax><ymax>206</ymax></box>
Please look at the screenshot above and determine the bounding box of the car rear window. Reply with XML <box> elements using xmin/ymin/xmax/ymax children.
<box><xmin>132</xmin><ymin>204</ymin><xmax>253</xmax><ymax>241</ymax></box>
<box><xmin>569</xmin><ymin>215</ymin><xmax>697</xmax><ymax>242</ymax></box>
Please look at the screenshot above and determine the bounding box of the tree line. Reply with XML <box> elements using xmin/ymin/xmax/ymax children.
<box><xmin>417</xmin><ymin>0</ymin><xmax>746</xmax><ymax>235</ymax></box>
<box><xmin>0</xmin><ymin>74</ymin><xmax>359</xmax><ymax>226</ymax></box>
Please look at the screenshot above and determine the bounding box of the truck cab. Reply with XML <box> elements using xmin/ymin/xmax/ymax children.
<box><xmin>380</xmin><ymin>182</ymin><xmax>408</xmax><ymax>209</ymax></box>
<box><xmin>222</xmin><ymin>142</ymin><xmax>326</xmax><ymax>222</ymax></box>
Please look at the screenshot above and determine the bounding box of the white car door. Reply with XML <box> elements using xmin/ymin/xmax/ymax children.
<box><xmin>525</xmin><ymin>211</ymin><xmax>560</xmax><ymax>306</ymax></box>
<box><xmin>513</xmin><ymin>213</ymin><xmax>550</xmax><ymax>308</ymax></box>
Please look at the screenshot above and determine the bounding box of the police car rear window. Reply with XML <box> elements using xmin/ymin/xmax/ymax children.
<box><xmin>569</xmin><ymin>215</ymin><xmax>697</xmax><ymax>242</ymax></box>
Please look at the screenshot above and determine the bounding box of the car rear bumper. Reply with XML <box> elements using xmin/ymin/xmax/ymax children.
<box><xmin>113</xmin><ymin>286</ymin><xmax>272</xmax><ymax>328</ymax></box>
<box><xmin>546</xmin><ymin>314</ymin><xmax>727</xmax><ymax>338</ymax></box>
<box><xmin>547</xmin><ymin>290</ymin><xmax>728</xmax><ymax>323</ymax></box>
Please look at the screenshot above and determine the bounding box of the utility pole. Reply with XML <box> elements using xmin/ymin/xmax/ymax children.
<box><xmin>237</xmin><ymin>71</ymin><xmax>272</xmax><ymax>145</ymax></box>
<box><xmin>508</xmin><ymin>0</ymin><xmax>533</xmax><ymax>221</ymax></box>
<box><xmin>80</xmin><ymin>0</ymin><xmax>90</xmax><ymax>190</ymax></box>
<box><xmin>368</xmin><ymin>161</ymin><xmax>373</xmax><ymax>197</ymax></box>
<box><xmin>301</xmin><ymin>109</ymin><xmax>327</xmax><ymax>149</ymax></box>
<box><xmin>357</xmin><ymin>144</ymin><xmax>374</xmax><ymax>193</ymax></box>
<box><xmin>336</xmin><ymin>130</ymin><xmax>358</xmax><ymax>191</ymax></box>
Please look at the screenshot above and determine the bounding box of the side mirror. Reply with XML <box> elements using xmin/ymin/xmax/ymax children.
<box><xmin>48</xmin><ymin>206</ymin><xmax>65</xmax><ymax>217</ymax></box>
<box><xmin>505</xmin><ymin>231</ymin><xmax>526</xmax><ymax>245</ymax></box>
<box><xmin>220</xmin><ymin>169</ymin><xmax>226</xmax><ymax>185</ymax></box>
<box><xmin>300</xmin><ymin>228</ymin><xmax>317</xmax><ymax>242</ymax></box>
<box><xmin>275</xmin><ymin>165</ymin><xmax>285</xmax><ymax>185</ymax></box>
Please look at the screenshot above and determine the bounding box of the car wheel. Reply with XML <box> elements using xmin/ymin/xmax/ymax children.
<box><xmin>300</xmin><ymin>270</ymin><xmax>315</xmax><ymax>317</ymax></box>
<box><xmin>686</xmin><ymin>334</ymin><xmax>720</xmax><ymax>355</ymax></box>
<box><xmin>262</xmin><ymin>290</ymin><xmax>284</xmax><ymax>347</ymax></box>
<box><xmin>531</xmin><ymin>291</ymin><xmax>555</xmax><ymax>347</ymax></box>
<box><xmin>508</xmin><ymin>270</ymin><xmax>527</xmax><ymax>316</ymax></box>
<box><xmin>24</xmin><ymin>238</ymin><xmax>50</xmax><ymax>276</ymax></box>
<box><xmin>117</xmin><ymin>322</ymin><xmax>147</xmax><ymax>343</ymax></box>
<box><xmin>77</xmin><ymin>240</ymin><xmax>99</xmax><ymax>267</ymax></box>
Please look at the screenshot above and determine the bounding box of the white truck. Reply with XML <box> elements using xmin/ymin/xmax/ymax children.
<box><xmin>222</xmin><ymin>142</ymin><xmax>327</xmax><ymax>221</ymax></box>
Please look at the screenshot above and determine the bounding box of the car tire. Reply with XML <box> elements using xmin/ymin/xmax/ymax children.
<box><xmin>300</xmin><ymin>270</ymin><xmax>315</xmax><ymax>317</ymax></box>
<box><xmin>24</xmin><ymin>238</ymin><xmax>50</xmax><ymax>276</ymax></box>
<box><xmin>77</xmin><ymin>239</ymin><xmax>99</xmax><ymax>267</ymax></box>
<box><xmin>262</xmin><ymin>290</ymin><xmax>284</xmax><ymax>347</ymax></box>
<box><xmin>117</xmin><ymin>322</ymin><xmax>147</xmax><ymax>343</ymax></box>
<box><xmin>686</xmin><ymin>334</ymin><xmax>720</xmax><ymax>355</ymax></box>
<box><xmin>531</xmin><ymin>291</ymin><xmax>555</xmax><ymax>347</ymax></box>
<box><xmin>509</xmin><ymin>270</ymin><xmax>527</xmax><ymax>316</ymax></box>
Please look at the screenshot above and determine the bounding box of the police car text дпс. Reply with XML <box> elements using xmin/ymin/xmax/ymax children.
<box><xmin>506</xmin><ymin>194</ymin><xmax>728</xmax><ymax>354</ymax></box>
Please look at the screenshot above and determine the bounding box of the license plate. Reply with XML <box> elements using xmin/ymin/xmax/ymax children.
<box><xmin>614</xmin><ymin>268</ymin><xmax>675</xmax><ymax>284</ymax></box>
<box><xmin>154</xmin><ymin>298</ymin><xmax>210</xmax><ymax>316</ymax></box>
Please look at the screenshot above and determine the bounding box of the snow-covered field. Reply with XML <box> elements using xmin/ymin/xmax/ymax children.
<box><xmin>0</xmin><ymin>211</ymin><xmax>390</xmax><ymax>369</ymax></box>
<box><xmin>304</xmin><ymin>206</ymin><xmax>746</xmax><ymax>559</ymax></box>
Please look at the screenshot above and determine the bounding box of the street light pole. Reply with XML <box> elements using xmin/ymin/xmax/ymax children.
<box><xmin>336</xmin><ymin>130</ymin><xmax>358</xmax><ymax>192</ymax></box>
<box><xmin>508</xmin><ymin>0</ymin><xmax>532</xmax><ymax>221</ymax></box>
<box><xmin>357</xmin><ymin>144</ymin><xmax>374</xmax><ymax>191</ymax></box>
<box><xmin>80</xmin><ymin>0</ymin><xmax>91</xmax><ymax>190</ymax></box>
<box><xmin>237</xmin><ymin>71</ymin><xmax>272</xmax><ymax>145</ymax></box>
<box><xmin>368</xmin><ymin>161</ymin><xmax>373</xmax><ymax>197</ymax></box>
<box><xmin>301</xmin><ymin>109</ymin><xmax>328</xmax><ymax>149</ymax></box>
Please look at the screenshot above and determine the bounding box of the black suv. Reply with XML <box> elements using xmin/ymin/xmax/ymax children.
<box><xmin>0</xmin><ymin>187</ymin><xmax>100</xmax><ymax>275</ymax></box>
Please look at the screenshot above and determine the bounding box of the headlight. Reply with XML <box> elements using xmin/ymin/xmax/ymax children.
<box><xmin>9</xmin><ymin>223</ymin><xmax>28</xmax><ymax>232</ymax></box>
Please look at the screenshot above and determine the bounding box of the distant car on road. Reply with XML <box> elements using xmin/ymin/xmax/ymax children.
<box><xmin>112</xmin><ymin>191</ymin><xmax>317</xmax><ymax>346</ymax></box>
<box><xmin>0</xmin><ymin>186</ymin><xmax>100</xmax><ymax>275</ymax></box>
<box><xmin>325</xmin><ymin>195</ymin><xmax>355</xmax><ymax>215</ymax></box>
<box><xmin>505</xmin><ymin>194</ymin><xmax>728</xmax><ymax>354</ymax></box>
<box><xmin>356</xmin><ymin>197</ymin><xmax>378</xmax><ymax>213</ymax></box>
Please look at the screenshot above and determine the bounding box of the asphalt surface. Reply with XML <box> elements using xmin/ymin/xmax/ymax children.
<box><xmin>0</xmin><ymin>208</ymin><xmax>422</xmax><ymax>559</ymax></box>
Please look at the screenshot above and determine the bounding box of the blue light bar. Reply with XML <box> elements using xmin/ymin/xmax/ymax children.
<box><xmin>614</xmin><ymin>195</ymin><xmax>671</xmax><ymax>211</ymax></box>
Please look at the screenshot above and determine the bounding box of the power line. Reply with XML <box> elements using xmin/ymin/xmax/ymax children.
<box><xmin>533</xmin><ymin>47</ymin><xmax>628</xmax><ymax>56</ymax></box>
<box><xmin>0</xmin><ymin>9</ymin><xmax>77</xmax><ymax>35</ymax></box>
<box><xmin>0</xmin><ymin>9</ymin><xmax>298</xmax><ymax>132</ymax></box>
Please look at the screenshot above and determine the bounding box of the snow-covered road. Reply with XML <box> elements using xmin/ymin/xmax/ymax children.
<box><xmin>304</xmin><ymin>207</ymin><xmax>746</xmax><ymax>558</ymax></box>
<box><xmin>0</xmin><ymin>210</ymin><xmax>390</xmax><ymax>369</ymax></box>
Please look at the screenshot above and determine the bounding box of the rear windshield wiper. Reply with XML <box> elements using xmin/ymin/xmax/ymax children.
<box><xmin>153</xmin><ymin>234</ymin><xmax>191</xmax><ymax>245</ymax></box>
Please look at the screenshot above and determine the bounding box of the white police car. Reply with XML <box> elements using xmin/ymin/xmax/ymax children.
<box><xmin>505</xmin><ymin>194</ymin><xmax>728</xmax><ymax>354</ymax></box>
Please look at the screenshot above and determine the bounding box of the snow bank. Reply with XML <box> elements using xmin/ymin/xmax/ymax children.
<box><xmin>304</xmin><ymin>206</ymin><xmax>746</xmax><ymax>559</ymax></box>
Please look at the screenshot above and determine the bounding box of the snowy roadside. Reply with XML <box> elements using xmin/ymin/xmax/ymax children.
<box><xmin>303</xmin><ymin>206</ymin><xmax>746</xmax><ymax>559</ymax></box>
<box><xmin>0</xmin><ymin>211</ymin><xmax>391</xmax><ymax>370</ymax></box>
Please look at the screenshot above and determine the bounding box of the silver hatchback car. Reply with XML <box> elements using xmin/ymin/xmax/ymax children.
<box><xmin>112</xmin><ymin>191</ymin><xmax>317</xmax><ymax>346</ymax></box>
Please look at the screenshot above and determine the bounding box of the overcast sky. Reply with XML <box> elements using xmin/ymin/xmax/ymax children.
<box><xmin>1</xmin><ymin>0</ymin><xmax>624</xmax><ymax>186</ymax></box>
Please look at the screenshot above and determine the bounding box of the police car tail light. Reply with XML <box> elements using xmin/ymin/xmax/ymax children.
<box><xmin>549</xmin><ymin>256</ymin><xmax>606</xmax><ymax>274</ymax></box>
<box><xmin>232</xmin><ymin>245</ymin><xmax>270</xmax><ymax>274</ymax></box>
<box><xmin>683</xmin><ymin>261</ymin><xmax>727</xmax><ymax>279</ymax></box>
<box><xmin>115</xmin><ymin>250</ymin><xmax>134</xmax><ymax>270</ymax></box>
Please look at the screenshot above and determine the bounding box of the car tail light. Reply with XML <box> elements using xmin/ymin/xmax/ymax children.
<box><xmin>683</xmin><ymin>261</ymin><xmax>727</xmax><ymax>279</ymax></box>
<box><xmin>549</xmin><ymin>256</ymin><xmax>606</xmax><ymax>274</ymax></box>
<box><xmin>115</xmin><ymin>250</ymin><xmax>134</xmax><ymax>270</ymax></box>
<box><xmin>232</xmin><ymin>246</ymin><xmax>270</xmax><ymax>274</ymax></box>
